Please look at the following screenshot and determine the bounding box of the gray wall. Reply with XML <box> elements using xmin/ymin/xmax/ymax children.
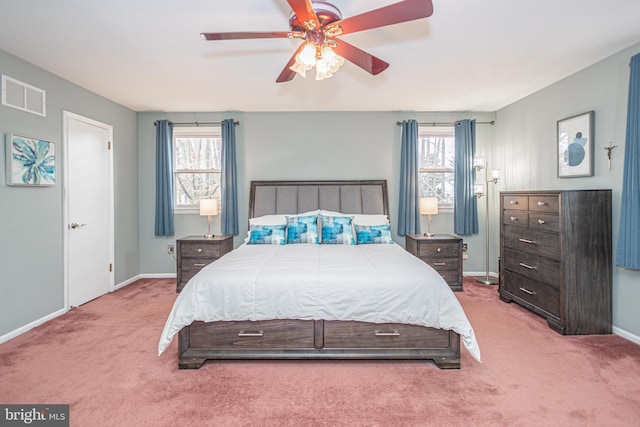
<box><xmin>137</xmin><ymin>111</ymin><xmax>496</xmax><ymax>275</ymax></box>
<box><xmin>3</xmin><ymin>38</ymin><xmax>639</xmax><ymax>342</ymax></box>
<box><xmin>0</xmin><ymin>50</ymin><xmax>139</xmax><ymax>337</ymax></box>
<box><xmin>493</xmin><ymin>42</ymin><xmax>640</xmax><ymax>338</ymax></box>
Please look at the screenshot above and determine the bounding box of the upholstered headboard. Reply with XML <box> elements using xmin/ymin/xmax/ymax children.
<box><xmin>249</xmin><ymin>180</ymin><xmax>389</xmax><ymax>219</ymax></box>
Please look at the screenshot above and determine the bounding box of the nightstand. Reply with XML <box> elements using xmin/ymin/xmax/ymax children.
<box><xmin>405</xmin><ymin>234</ymin><xmax>463</xmax><ymax>291</ymax></box>
<box><xmin>176</xmin><ymin>235</ymin><xmax>233</xmax><ymax>292</ymax></box>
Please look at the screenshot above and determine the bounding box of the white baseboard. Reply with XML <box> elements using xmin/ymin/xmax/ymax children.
<box><xmin>0</xmin><ymin>308</ymin><xmax>67</xmax><ymax>345</ymax></box>
<box><xmin>463</xmin><ymin>271</ymin><xmax>499</xmax><ymax>278</ymax></box>
<box><xmin>612</xmin><ymin>326</ymin><xmax>640</xmax><ymax>346</ymax></box>
<box><xmin>140</xmin><ymin>273</ymin><xmax>176</xmax><ymax>279</ymax></box>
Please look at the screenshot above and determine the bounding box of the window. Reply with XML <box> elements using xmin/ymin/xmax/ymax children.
<box><xmin>173</xmin><ymin>127</ymin><xmax>221</xmax><ymax>212</ymax></box>
<box><xmin>418</xmin><ymin>126</ymin><xmax>455</xmax><ymax>211</ymax></box>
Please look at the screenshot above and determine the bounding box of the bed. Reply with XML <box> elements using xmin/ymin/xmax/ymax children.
<box><xmin>158</xmin><ymin>180</ymin><xmax>480</xmax><ymax>369</ymax></box>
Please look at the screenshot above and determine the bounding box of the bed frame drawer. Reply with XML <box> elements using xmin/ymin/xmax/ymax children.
<box><xmin>188</xmin><ymin>320</ymin><xmax>315</xmax><ymax>349</ymax></box>
<box><xmin>323</xmin><ymin>321</ymin><xmax>451</xmax><ymax>349</ymax></box>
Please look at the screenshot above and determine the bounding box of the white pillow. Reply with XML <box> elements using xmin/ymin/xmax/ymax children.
<box><xmin>249</xmin><ymin>214</ymin><xmax>287</xmax><ymax>226</ymax></box>
<box><xmin>320</xmin><ymin>210</ymin><xmax>389</xmax><ymax>226</ymax></box>
<box><xmin>352</xmin><ymin>214</ymin><xmax>390</xmax><ymax>226</ymax></box>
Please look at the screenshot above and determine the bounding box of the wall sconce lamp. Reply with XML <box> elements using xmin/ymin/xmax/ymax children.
<box><xmin>419</xmin><ymin>197</ymin><xmax>439</xmax><ymax>237</ymax></box>
<box><xmin>474</xmin><ymin>157</ymin><xmax>501</xmax><ymax>285</ymax></box>
<box><xmin>199</xmin><ymin>199</ymin><xmax>219</xmax><ymax>239</ymax></box>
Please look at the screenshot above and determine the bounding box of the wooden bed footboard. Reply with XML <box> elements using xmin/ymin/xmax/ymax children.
<box><xmin>178</xmin><ymin>319</ymin><xmax>461</xmax><ymax>370</ymax></box>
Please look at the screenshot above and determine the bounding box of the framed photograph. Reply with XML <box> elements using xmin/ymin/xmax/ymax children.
<box><xmin>557</xmin><ymin>111</ymin><xmax>594</xmax><ymax>178</ymax></box>
<box><xmin>5</xmin><ymin>133</ymin><xmax>56</xmax><ymax>186</ymax></box>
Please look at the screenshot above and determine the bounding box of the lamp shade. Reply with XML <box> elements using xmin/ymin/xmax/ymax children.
<box><xmin>490</xmin><ymin>169</ymin><xmax>502</xmax><ymax>181</ymax></box>
<box><xmin>199</xmin><ymin>199</ymin><xmax>218</xmax><ymax>216</ymax></box>
<box><xmin>419</xmin><ymin>197</ymin><xmax>439</xmax><ymax>215</ymax></box>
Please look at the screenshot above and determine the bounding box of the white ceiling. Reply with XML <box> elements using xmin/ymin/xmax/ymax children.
<box><xmin>1</xmin><ymin>0</ymin><xmax>640</xmax><ymax>113</ymax></box>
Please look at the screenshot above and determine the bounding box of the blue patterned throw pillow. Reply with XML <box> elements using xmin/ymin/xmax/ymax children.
<box><xmin>248</xmin><ymin>224</ymin><xmax>286</xmax><ymax>245</ymax></box>
<box><xmin>355</xmin><ymin>224</ymin><xmax>394</xmax><ymax>244</ymax></box>
<box><xmin>320</xmin><ymin>215</ymin><xmax>355</xmax><ymax>245</ymax></box>
<box><xmin>286</xmin><ymin>214</ymin><xmax>319</xmax><ymax>244</ymax></box>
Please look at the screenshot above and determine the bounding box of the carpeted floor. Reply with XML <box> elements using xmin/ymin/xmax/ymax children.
<box><xmin>1</xmin><ymin>277</ymin><xmax>639</xmax><ymax>426</ymax></box>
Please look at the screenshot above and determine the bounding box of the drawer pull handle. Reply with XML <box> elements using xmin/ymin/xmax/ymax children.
<box><xmin>519</xmin><ymin>262</ymin><xmax>535</xmax><ymax>269</ymax></box>
<box><xmin>510</xmin><ymin>216</ymin><xmax>519</xmax><ymax>221</ymax></box>
<box><xmin>433</xmin><ymin>262</ymin><xmax>446</xmax><ymax>266</ymax></box>
<box><xmin>238</xmin><ymin>330</ymin><xmax>264</xmax><ymax>337</ymax></box>
<box><xmin>510</xmin><ymin>200</ymin><xmax>518</xmax><ymax>205</ymax></box>
<box><xmin>436</xmin><ymin>247</ymin><xmax>442</xmax><ymax>252</ymax></box>
<box><xmin>518</xmin><ymin>238</ymin><xmax>535</xmax><ymax>244</ymax></box>
<box><xmin>197</xmin><ymin>248</ymin><xmax>203</xmax><ymax>253</ymax></box>
<box><xmin>519</xmin><ymin>287</ymin><xmax>536</xmax><ymax>295</ymax></box>
<box><xmin>375</xmin><ymin>330</ymin><xmax>400</xmax><ymax>337</ymax></box>
<box><xmin>538</xmin><ymin>219</ymin><xmax>545</xmax><ymax>225</ymax></box>
<box><xmin>193</xmin><ymin>263</ymin><xmax>207</xmax><ymax>267</ymax></box>
<box><xmin>537</xmin><ymin>201</ymin><xmax>547</xmax><ymax>207</ymax></box>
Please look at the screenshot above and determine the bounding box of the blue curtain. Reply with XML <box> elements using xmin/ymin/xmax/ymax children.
<box><xmin>398</xmin><ymin>119</ymin><xmax>420</xmax><ymax>236</ymax></box>
<box><xmin>616</xmin><ymin>53</ymin><xmax>640</xmax><ymax>269</ymax></box>
<box><xmin>154</xmin><ymin>120</ymin><xmax>174</xmax><ymax>236</ymax></box>
<box><xmin>454</xmin><ymin>119</ymin><xmax>478</xmax><ymax>235</ymax></box>
<box><xmin>221</xmin><ymin>119</ymin><xmax>239</xmax><ymax>236</ymax></box>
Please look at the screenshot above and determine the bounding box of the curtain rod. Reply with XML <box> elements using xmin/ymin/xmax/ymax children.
<box><xmin>395</xmin><ymin>120</ymin><xmax>495</xmax><ymax>126</ymax></box>
<box><xmin>154</xmin><ymin>120</ymin><xmax>240</xmax><ymax>126</ymax></box>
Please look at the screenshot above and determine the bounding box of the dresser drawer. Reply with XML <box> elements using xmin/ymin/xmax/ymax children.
<box><xmin>417</xmin><ymin>242</ymin><xmax>459</xmax><ymax>258</ymax></box>
<box><xmin>503</xmin><ymin>195</ymin><xmax>528</xmax><ymax>211</ymax></box>
<box><xmin>180</xmin><ymin>242</ymin><xmax>223</xmax><ymax>258</ymax></box>
<box><xmin>188</xmin><ymin>320</ymin><xmax>315</xmax><ymax>348</ymax></box>
<box><xmin>503</xmin><ymin>271</ymin><xmax>560</xmax><ymax>317</ymax></box>
<box><xmin>323</xmin><ymin>321</ymin><xmax>451</xmax><ymax>349</ymax></box>
<box><xmin>503</xmin><ymin>210</ymin><xmax>528</xmax><ymax>227</ymax></box>
<box><xmin>424</xmin><ymin>258</ymin><xmax>459</xmax><ymax>272</ymax></box>
<box><xmin>503</xmin><ymin>248</ymin><xmax>560</xmax><ymax>289</ymax></box>
<box><xmin>529</xmin><ymin>195</ymin><xmax>559</xmax><ymax>213</ymax></box>
<box><xmin>528</xmin><ymin>213</ymin><xmax>560</xmax><ymax>233</ymax></box>
<box><xmin>503</xmin><ymin>225</ymin><xmax>560</xmax><ymax>259</ymax></box>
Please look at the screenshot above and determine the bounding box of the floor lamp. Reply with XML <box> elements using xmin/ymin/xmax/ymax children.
<box><xmin>474</xmin><ymin>157</ymin><xmax>501</xmax><ymax>285</ymax></box>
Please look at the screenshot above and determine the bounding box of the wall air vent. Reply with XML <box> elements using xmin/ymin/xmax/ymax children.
<box><xmin>2</xmin><ymin>74</ymin><xmax>46</xmax><ymax>117</ymax></box>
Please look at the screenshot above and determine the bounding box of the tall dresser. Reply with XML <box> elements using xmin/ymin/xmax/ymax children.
<box><xmin>499</xmin><ymin>190</ymin><xmax>612</xmax><ymax>335</ymax></box>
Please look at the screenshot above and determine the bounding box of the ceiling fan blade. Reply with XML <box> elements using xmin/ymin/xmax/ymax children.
<box><xmin>334</xmin><ymin>0</ymin><xmax>433</xmax><ymax>35</ymax></box>
<box><xmin>332</xmin><ymin>38</ymin><xmax>389</xmax><ymax>75</ymax></box>
<box><xmin>287</xmin><ymin>0</ymin><xmax>319</xmax><ymax>30</ymax></box>
<box><xmin>201</xmin><ymin>31</ymin><xmax>292</xmax><ymax>41</ymax></box>
<box><xmin>276</xmin><ymin>43</ymin><xmax>306</xmax><ymax>83</ymax></box>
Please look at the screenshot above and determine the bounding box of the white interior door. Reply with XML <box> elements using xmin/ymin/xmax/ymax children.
<box><xmin>64</xmin><ymin>112</ymin><xmax>114</xmax><ymax>308</ymax></box>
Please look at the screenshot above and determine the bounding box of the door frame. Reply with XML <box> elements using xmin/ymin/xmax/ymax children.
<box><xmin>62</xmin><ymin>111</ymin><xmax>115</xmax><ymax>309</ymax></box>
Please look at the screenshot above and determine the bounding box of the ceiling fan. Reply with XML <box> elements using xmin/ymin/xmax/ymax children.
<box><xmin>201</xmin><ymin>0</ymin><xmax>434</xmax><ymax>82</ymax></box>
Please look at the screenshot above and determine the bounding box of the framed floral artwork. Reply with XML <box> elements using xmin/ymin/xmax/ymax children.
<box><xmin>5</xmin><ymin>133</ymin><xmax>56</xmax><ymax>186</ymax></box>
<box><xmin>557</xmin><ymin>111</ymin><xmax>594</xmax><ymax>178</ymax></box>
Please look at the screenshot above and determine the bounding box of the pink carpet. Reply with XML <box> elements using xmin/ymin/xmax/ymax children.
<box><xmin>1</xmin><ymin>277</ymin><xmax>639</xmax><ymax>426</ymax></box>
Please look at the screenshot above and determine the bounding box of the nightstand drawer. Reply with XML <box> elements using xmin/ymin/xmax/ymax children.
<box><xmin>180</xmin><ymin>243</ymin><xmax>223</xmax><ymax>258</ymax></box>
<box><xmin>181</xmin><ymin>258</ymin><xmax>216</xmax><ymax>270</ymax></box>
<box><xmin>417</xmin><ymin>242</ymin><xmax>459</xmax><ymax>258</ymax></box>
<box><xmin>423</xmin><ymin>258</ymin><xmax>459</xmax><ymax>271</ymax></box>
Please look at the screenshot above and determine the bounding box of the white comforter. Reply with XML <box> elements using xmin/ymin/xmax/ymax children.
<box><xmin>158</xmin><ymin>243</ymin><xmax>481</xmax><ymax>362</ymax></box>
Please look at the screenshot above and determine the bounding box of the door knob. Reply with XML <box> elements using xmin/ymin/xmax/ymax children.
<box><xmin>69</xmin><ymin>222</ymin><xmax>87</xmax><ymax>229</ymax></box>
